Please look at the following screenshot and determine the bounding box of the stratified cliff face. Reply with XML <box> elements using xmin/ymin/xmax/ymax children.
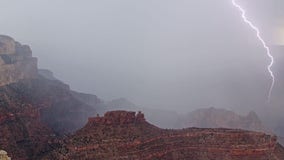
<box><xmin>44</xmin><ymin>111</ymin><xmax>284</xmax><ymax>160</ymax></box>
<box><xmin>0</xmin><ymin>35</ymin><xmax>37</xmax><ymax>86</ymax></box>
<box><xmin>0</xmin><ymin>79</ymin><xmax>99</xmax><ymax>160</ymax></box>
<box><xmin>0</xmin><ymin>36</ymin><xmax>98</xmax><ymax>160</ymax></box>
<box><xmin>0</xmin><ymin>87</ymin><xmax>55</xmax><ymax>160</ymax></box>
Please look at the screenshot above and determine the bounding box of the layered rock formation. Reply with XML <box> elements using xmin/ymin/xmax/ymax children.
<box><xmin>0</xmin><ymin>78</ymin><xmax>100</xmax><ymax>159</ymax></box>
<box><xmin>1</xmin><ymin>35</ymin><xmax>284</xmax><ymax>160</ymax></box>
<box><xmin>0</xmin><ymin>36</ymin><xmax>98</xmax><ymax>159</ymax></box>
<box><xmin>0</xmin><ymin>35</ymin><xmax>37</xmax><ymax>86</ymax></box>
<box><xmin>43</xmin><ymin>111</ymin><xmax>284</xmax><ymax>160</ymax></box>
<box><xmin>87</xmin><ymin>110</ymin><xmax>146</xmax><ymax>125</ymax></box>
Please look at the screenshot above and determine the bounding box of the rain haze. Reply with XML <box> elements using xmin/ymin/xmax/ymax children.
<box><xmin>1</xmin><ymin>0</ymin><xmax>284</xmax><ymax>113</ymax></box>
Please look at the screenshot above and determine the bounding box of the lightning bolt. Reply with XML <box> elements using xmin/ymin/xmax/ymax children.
<box><xmin>231</xmin><ymin>0</ymin><xmax>275</xmax><ymax>102</ymax></box>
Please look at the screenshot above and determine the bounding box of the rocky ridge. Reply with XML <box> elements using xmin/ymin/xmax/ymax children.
<box><xmin>98</xmin><ymin>98</ymin><xmax>267</xmax><ymax>131</ymax></box>
<box><xmin>44</xmin><ymin>111</ymin><xmax>284</xmax><ymax>160</ymax></box>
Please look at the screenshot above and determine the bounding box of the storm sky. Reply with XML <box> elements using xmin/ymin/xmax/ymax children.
<box><xmin>0</xmin><ymin>0</ymin><xmax>283</xmax><ymax>112</ymax></box>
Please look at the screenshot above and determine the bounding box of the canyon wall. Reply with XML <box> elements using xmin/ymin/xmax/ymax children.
<box><xmin>0</xmin><ymin>35</ymin><xmax>37</xmax><ymax>86</ymax></box>
<box><xmin>43</xmin><ymin>111</ymin><xmax>284</xmax><ymax>160</ymax></box>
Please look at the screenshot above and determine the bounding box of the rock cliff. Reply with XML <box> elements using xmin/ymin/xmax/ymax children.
<box><xmin>0</xmin><ymin>35</ymin><xmax>37</xmax><ymax>86</ymax></box>
<box><xmin>0</xmin><ymin>35</ymin><xmax>99</xmax><ymax>160</ymax></box>
<box><xmin>0</xmin><ymin>150</ymin><xmax>11</xmax><ymax>160</ymax></box>
<box><xmin>0</xmin><ymin>78</ymin><xmax>100</xmax><ymax>159</ymax></box>
<box><xmin>44</xmin><ymin>111</ymin><xmax>284</xmax><ymax>160</ymax></box>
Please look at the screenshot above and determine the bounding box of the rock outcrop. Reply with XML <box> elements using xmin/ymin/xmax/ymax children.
<box><xmin>43</xmin><ymin>111</ymin><xmax>284</xmax><ymax>160</ymax></box>
<box><xmin>101</xmin><ymin>99</ymin><xmax>267</xmax><ymax>131</ymax></box>
<box><xmin>0</xmin><ymin>35</ymin><xmax>37</xmax><ymax>86</ymax></box>
<box><xmin>88</xmin><ymin>111</ymin><xmax>145</xmax><ymax>125</ymax></box>
<box><xmin>0</xmin><ymin>35</ymin><xmax>100</xmax><ymax>160</ymax></box>
<box><xmin>0</xmin><ymin>150</ymin><xmax>11</xmax><ymax>160</ymax></box>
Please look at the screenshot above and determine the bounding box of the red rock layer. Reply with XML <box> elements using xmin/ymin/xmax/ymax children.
<box><xmin>0</xmin><ymin>78</ymin><xmax>98</xmax><ymax>160</ymax></box>
<box><xmin>43</xmin><ymin>111</ymin><xmax>284</xmax><ymax>160</ymax></box>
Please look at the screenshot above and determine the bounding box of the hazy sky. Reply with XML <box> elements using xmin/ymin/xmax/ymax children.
<box><xmin>1</xmin><ymin>0</ymin><xmax>283</xmax><ymax>112</ymax></box>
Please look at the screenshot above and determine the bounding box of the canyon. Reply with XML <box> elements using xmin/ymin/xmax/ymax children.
<box><xmin>0</xmin><ymin>35</ymin><xmax>284</xmax><ymax>160</ymax></box>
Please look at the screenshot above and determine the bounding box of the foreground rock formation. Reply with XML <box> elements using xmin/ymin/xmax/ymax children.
<box><xmin>0</xmin><ymin>35</ymin><xmax>37</xmax><ymax>86</ymax></box>
<box><xmin>43</xmin><ymin>111</ymin><xmax>284</xmax><ymax>160</ymax></box>
<box><xmin>0</xmin><ymin>150</ymin><xmax>11</xmax><ymax>160</ymax></box>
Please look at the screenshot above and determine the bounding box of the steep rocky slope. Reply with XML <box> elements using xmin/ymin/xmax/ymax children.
<box><xmin>44</xmin><ymin>111</ymin><xmax>284</xmax><ymax>160</ymax></box>
<box><xmin>38</xmin><ymin>68</ymin><xmax>105</xmax><ymax>116</ymax></box>
<box><xmin>0</xmin><ymin>35</ymin><xmax>98</xmax><ymax>159</ymax></box>
<box><xmin>0</xmin><ymin>85</ymin><xmax>54</xmax><ymax>160</ymax></box>
<box><xmin>0</xmin><ymin>78</ymin><xmax>98</xmax><ymax>160</ymax></box>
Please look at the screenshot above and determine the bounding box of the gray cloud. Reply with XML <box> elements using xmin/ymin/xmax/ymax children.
<box><xmin>0</xmin><ymin>0</ymin><xmax>283</xmax><ymax>112</ymax></box>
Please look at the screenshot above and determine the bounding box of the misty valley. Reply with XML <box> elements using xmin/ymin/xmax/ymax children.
<box><xmin>1</xmin><ymin>0</ymin><xmax>284</xmax><ymax>159</ymax></box>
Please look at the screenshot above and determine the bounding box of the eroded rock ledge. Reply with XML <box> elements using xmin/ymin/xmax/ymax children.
<box><xmin>0</xmin><ymin>35</ymin><xmax>37</xmax><ymax>86</ymax></box>
<box><xmin>44</xmin><ymin>111</ymin><xmax>284</xmax><ymax>160</ymax></box>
